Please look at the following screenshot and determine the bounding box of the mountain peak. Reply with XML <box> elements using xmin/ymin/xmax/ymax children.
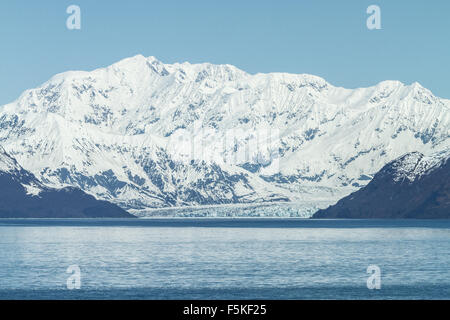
<box><xmin>375</xmin><ymin>80</ymin><xmax>404</xmax><ymax>88</ymax></box>
<box><xmin>384</xmin><ymin>149</ymin><xmax>450</xmax><ymax>183</ymax></box>
<box><xmin>109</xmin><ymin>54</ymin><xmax>153</xmax><ymax>69</ymax></box>
<box><xmin>0</xmin><ymin>55</ymin><xmax>448</xmax><ymax>214</ymax></box>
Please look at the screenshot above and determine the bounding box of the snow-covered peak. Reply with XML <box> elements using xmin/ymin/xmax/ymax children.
<box><xmin>387</xmin><ymin>148</ymin><xmax>450</xmax><ymax>183</ymax></box>
<box><xmin>0</xmin><ymin>55</ymin><xmax>448</xmax><ymax>213</ymax></box>
<box><xmin>375</xmin><ymin>80</ymin><xmax>404</xmax><ymax>87</ymax></box>
<box><xmin>389</xmin><ymin>152</ymin><xmax>425</xmax><ymax>182</ymax></box>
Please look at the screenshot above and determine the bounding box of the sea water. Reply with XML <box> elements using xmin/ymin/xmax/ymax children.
<box><xmin>0</xmin><ymin>218</ymin><xmax>449</xmax><ymax>299</ymax></box>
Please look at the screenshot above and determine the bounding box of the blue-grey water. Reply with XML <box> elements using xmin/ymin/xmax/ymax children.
<box><xmin>0</xmin><ymin>218</ymin><xmax>449</xmax><ymax>300</ymax></box>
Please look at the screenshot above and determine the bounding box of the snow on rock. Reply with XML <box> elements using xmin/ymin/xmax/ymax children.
<box><xmin>0</xmin><ymin>55</ymin><xmax>449</xmax><ymax>216</ymax></box>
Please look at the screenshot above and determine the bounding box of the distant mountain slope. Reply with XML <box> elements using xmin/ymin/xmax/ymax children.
<box><xmin>0</xmin><ymin>55</ymin><xmax>448</xmax><ymax>215</ymax></box>
<box><xmin>0</xmin><ymin>147</ymin><xmax>133</xmax><ymax>218</ymax></box>
<box><xmin>313</xmin><ymin>150</ymin><xmax>450</xmax><ymax>219</ymax></box>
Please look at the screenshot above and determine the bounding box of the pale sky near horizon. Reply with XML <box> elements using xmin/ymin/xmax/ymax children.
<box><xmin>0</xmin><ymin>0</ymin><xmax>449</xmax><ymax>104</ymax></box>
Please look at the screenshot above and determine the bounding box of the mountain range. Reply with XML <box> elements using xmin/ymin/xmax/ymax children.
<box><xmin>0</xmin><ymin>55</ymin><xmax>448</xmax><ymax>217</ymax></box>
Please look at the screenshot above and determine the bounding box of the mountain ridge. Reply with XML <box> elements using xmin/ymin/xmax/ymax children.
<box><xmin>313</xmin><ymin>149</ymin><xmax>450</xmax><ymax>219</ymax></box>
<box><xmin>0</xmin><ymin>55</ymin><xmax>448</xmax><ymax>216</ymax></box>
<box><xmin>0</xmin><ymin>146</ymin><xmax>134</xmax><ymax>218</ymax></box>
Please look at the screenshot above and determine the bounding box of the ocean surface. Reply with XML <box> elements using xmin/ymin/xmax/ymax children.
<box><xmin>0</xmin><ymin>218</ymin><xmax>449</xmax><ymax>300</ymax></box>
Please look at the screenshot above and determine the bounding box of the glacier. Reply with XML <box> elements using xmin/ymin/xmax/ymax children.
<box><xmin>0</xmin><ymin>55</ymin><xmax>448</xmax><ymax>217</ymax></box>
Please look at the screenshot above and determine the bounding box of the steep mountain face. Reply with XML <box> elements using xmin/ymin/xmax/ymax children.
<box><xmin>0</xmin><ymin>147</ymin><xmax>133</xmax><ymax>218</ymax></box>
<box><xmin>313</xmin><ymin>150</ymin><xmax>450</xmax><ymax>219</ymax></box>
<box><xmin>0</xmin><ymin>55</ymin><xmax>448</xmax><ymax>215</ymax></box>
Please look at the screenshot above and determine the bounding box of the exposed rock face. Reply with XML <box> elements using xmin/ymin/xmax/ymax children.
<box><xmin>313</xmin><ymin>150</ymin><xmax>450</xmax><ymax>219</ymax></box>
<box><xmin>0</xmin><ymin>147</ymin><xmax>133</xmax><ymax>218</ymax></box>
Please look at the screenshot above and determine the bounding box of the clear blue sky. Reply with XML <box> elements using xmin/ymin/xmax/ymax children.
<box><xmin>0</xmin><ymin>0</ymin><xmax>449</xmax><ymax>105</ymax></box>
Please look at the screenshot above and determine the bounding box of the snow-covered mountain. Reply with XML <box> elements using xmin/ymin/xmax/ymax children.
<box><xmin>0</xmin><ymin>146</ymin><xmax>132</xmax><ymax>218</ymax></box>
<box><xmin>313</xmin><ymin>148</ymin><xmax>450</xmax><ymax>218</ymax></box>
<box><xmin>0</xmin><ymin>145</ymin><xmax>44</xmax><ymax>195</ymax></box>
<box><xmin>0</xmin><ymin>55</ymin><xmax>448</xmax><ymax>215</ymax></box>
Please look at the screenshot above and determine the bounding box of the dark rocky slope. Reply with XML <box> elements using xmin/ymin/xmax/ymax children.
<box><xmin>0</xmin><ymin>148</ymin><xmax>134</xmax><ymax>218</ymax></box>
<box><xmin>313</xmin><ymin>151</ymin><xmax>450</xmax><ymax>219</ymax></box>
